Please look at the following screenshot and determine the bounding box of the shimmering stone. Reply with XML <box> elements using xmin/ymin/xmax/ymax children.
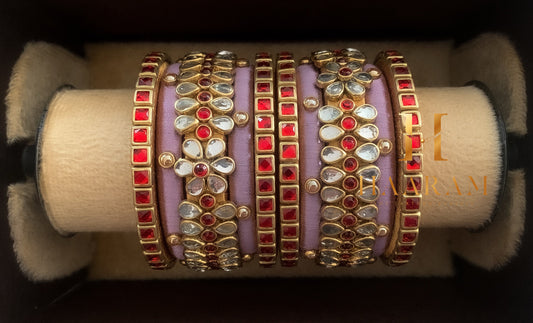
<box><xmin>210</xmin><ymin>116</ymin><xmax>234</xmax><ymax>133</ymax></box>
<box><xmin>355</xmin><ymin>223</ymin><xmax>378</xmax><ymax>235</ymax></box>
<box><xmin>320</xmin><ymin>256</ymin><xmax>340</xmax><ymax>267</ymax></box>
<box><xmin>218</xmin><ymin>248</ymin><xmax>239</xmax><ymax>259</ymax></box>
<box><xmin>213</xmin><ymin>71</ymin><xmax>233</xmax><ymax>82</ymax></box>
<box><xmin>206</xmin><ymin>138</ymin><xmax>225</xmax><ymax>159</ymax></box>
<box><xmin>354</xmin><ymin>104</ymin><xmax>378</xmax><ymax>122</ymax></box>
<box><xmin>182</xmin><ymin>139</ymin><xmax>203</xmax><ymax>159</ymax></box>
<box><xmin>181</xmin><ymin>221</ymin><xmax>203</xmax><ymax>235</ymax></box>
<box><xmin>174</xmin><ymin>158</ymin><xmax>193</xmax><ymax>177</ymax></box>
<box><xmin>176</xmin><ymin>82</ymin><xmax>199</xmax><ymax>96</ymax></box>
<box><xmin>319</xmin><ymin>125</ymin><xmax>344</xmax><ymax>142</ymax></box>
<box><xmin>325</xmin><ymin>81</ymin><xmax>344</xmax><ymax>97</ymax></box>
<box><xmin>186</xmin><ymin>177</ymin><xmax>205</xmax><ymax>196</ymax></box>
<box><xmin>321</xmin><ymin>223</ymin><xmax>344</xmax><ymax>236</ymax></box>
<box><xmin>210</xmin><ymin>83</ymin><xmax>233</xmax><ymax>95</ymax></box>
<box><xmin>346</xmin><ymin>81</ymin><xmax>365</xmax><ymax>97</ymax></box>
<box><xmin>174</xmin><ymin>115</ymin><xmax>197</xmax><ymax>134</ymax></box>
<box><xmin>355</xmin><ymin>143</ymin><xmax>380</xmax><ymax>163</ymax></box>
<box><xmin>355</xmin><ymin>124</ymin><xmax>379</xmax><ymax>141</ymax></box>
<box><xmin>354</xmin><ymin>72</ymin><xmax>373</xmax><ymax>83</ymax></box>
<box><xmin>213</xmin><ymin>203</ymin><xmax>236</xmax><ymax>220</ymax></box>
<box><xmin>356</xmin><ymin>166</ymin><xmax>381</xmax><ymax>184</ymax></box>
<box><xmin>320</xmin><ymin>238</ymin><xmax>341</xmax><ymax>249</ymax></box>
<box><xmin>215</xmin><ymin>221</ymin><xmax>237</xmax><ymax>235</ymax></box>
<box><xmin>211</xmin><ymin>157</ymin><xmax>235</xmax><ymax>175</ymax></box>
<box><xmin>207</xmin><ymin>175</ymin><xmax>227</xmax><ymax>194</ymax></box>
<box><xmin>325</xmin><ymin>62</ymin><xmax>340</xmax><ymax>73</ymax></box>
<box><xmin>210</xmin><ymin>97</ymin><xmax>233</xmax><ymax>112</ymax></box>
<box><xmin>179</xmin><ymin>71</ymin><xmax>199</xmax><ymax>81</ymax></box>
<box><xmin>175</xmin><ymin>97</ymin><xmax>199</xmax><ymax>114</ymax></box>
<box><xmin>216</xmin><ymin>237</ymin><xmax>238</xmax><ymax>248</ymax></box>
<box><xmin>184</xmin><ymin>251</ymin><xmax>204</xmax><ymax>259</ymax></box>
<box><xmin>182</xmin><ymin>238</ymin><xmax>204</xmax><ymax>249</ymax></box>
<box><xmin>321</xmin><ymin>146</ymin><xmax>346</xmax><ymax>164</ymax></box>
<box><xmin>321</xmin><ymin>249</ymin><xmax>341</xmax><ymax>258</ymax></box>
<box><xmin>353</xmin><ymin>248</ymin><xmax>373</xmax><ymax>258</ymax></box>
<box><xmin>317</xmin><ymin>73</ymin><xmax>337</xmax><ymax>86</ymax></box>
<box><xmin>318</xmin><ymin>105</ymin><xmax>343</xmax><ymax>123</ymax></box>
<box><xmin>215</xmin><ymin>50</ymin><xmax>236</xmax><ymax>60</ymax></box>
<box><xmin>320</xmin><ymin>186</ymin><xmax>345</xmax><ymax>203</ymax></box>
<box><xmin>356</xmin><ymin>205</ymin><xmax>378</xmax><ymax>220</ymax></box>
<box><xmin>321</xmin><ymin>206</ymin><xmax>345</xmax><ymax>221</ymax></box>
<box><xmin>346</xmin><ymin>61</ymin><xmax>362</xmax><ymax>72</ymax></box>
<box><xmin>181</xmin><ymin>61</ymin><xmax>201</xmax><ymax>70</ymax></box>
<box><xmin>354</xmin><ymin>237</ymin><xmax>375</xmax><ymax>248</ymax></box>
<box><xmin>320</xmin><ymin>166</ymin><xmax>345</xmax><ymax>184</ymax></box>
<box><xmin>178</xmin><ymin>201</ymin><xmax>202</xmax><ymax>219</ymax></box>
<box><xmin>342</xmin><ymin>48</ymin><xmax>365</xmax><ymax>60</ymax></box>
<box><xmin>357</xmin><ymin>185</ymin><xmax>380</xmax><ymax>202</ymax></box>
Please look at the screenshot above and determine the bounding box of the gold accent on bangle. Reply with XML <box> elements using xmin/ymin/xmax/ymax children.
<box><xmin>233</xmin><ymin>112</ymin><xmax>249</xmax><ymax>126</ymax></box>
<box><xmin>158</xmin><ymin>152</ymin><xmax>176</xmax><ymax>168</ymax></box>
<box><xmin>236</xmin><ymin>58</ymin><xmax>250</xmax><ymax>67</ymax></box>
<box><xmin>304</xmin><ymin>250</ymin><xmax>317</xmax><ymax>259</ymax></box>
<box><xmin>254</xmin><ymin>52</ymin><xmax>277</xmax><ymax>266</ymax></box>
<box><xmin>167</xmin><ymin>234</ymin><xmax>182</xmax><ymax>246</ymax></box>
<box><xmin>303</xmin><ymin>97</ymin><xmax>320</xmax><ymax>110</ymax></box>
<box><xmin>174</xmin><ymin>51</ymin><xmax>243</xmax><ymax>271</ymax></box>
<box><xmin>276</xmin><ymin>52</ymin><xmax>300</xmax><ymax>267</ymax></box>
<box><xmin>299</xmin><ymin>57</ymin><xmax>311</xmax><ymax>65</ymax></box>
<box><xmin>132</xmin><ymin>52</ymin><xmax>175</xmax><ymax>269</ymax></box>
<box><xmin>304</xmin><ymin>178</ymin><xmax>321</xmax><ymax>194</ymax></box>
<box><xmin>375</xmin><ymin>50</ymin><xmax>423</xmax><ymax>266</ymax></box>
<box><xmin>242</xmin><ymin>254</ymin><xmax>253</xmax><ymax>262</ymax></box>
<box><xmin>311</xmin><ymin>49</ymin><xmax>383</xmax><ymax>267</ymax></box>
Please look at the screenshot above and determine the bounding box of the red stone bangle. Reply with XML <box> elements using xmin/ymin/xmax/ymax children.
<box><xmin>254</xmin><ymin>52</ymin><xmax>278</xmax><ymax>266</ymax></box>
<box><xmin>132</xmin><ymin>52</ymin><xmax>175</xmax><ymax>269</ymax></box>
<box><xmin>276</xmin><ymin>52</ymin><xmax>300</xmax><ymax>267</ymax></box>
<box><xmin>375</xmin><ymin>50</ymin><xmax>423</xmax><ymax>266</ymax></box>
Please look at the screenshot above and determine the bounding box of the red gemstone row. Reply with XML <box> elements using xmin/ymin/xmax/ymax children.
<box><xmin>133</xmin><ymin>52</ymin><xmax>171</xmax><ymax>269</ymax></box>
<box><xmin>386</xmin><ymin>51</ymin><xmax>422</xmax><ymax>265</ymax></box>
<box><xmin>254</xmin><ymin>53</ymin><xmax>277</xmax><ymax>266</ymax></box>
<box><xmin>277</xmin><ymin>52</ymin><xmax>300</xmax><ymax>267</ymax></box>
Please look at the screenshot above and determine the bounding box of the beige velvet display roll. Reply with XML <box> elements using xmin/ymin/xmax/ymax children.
<box><xmin>38</xmin><ymin>85</ymin><xmax>501</xmax><ymax>233</ymax></box>
<box><xmin>39</xmin><ymin>89</ymin><xmax>137</xmax><ymax>233</ymax></box>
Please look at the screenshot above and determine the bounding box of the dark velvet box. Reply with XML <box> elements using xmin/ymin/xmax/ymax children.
<box><xmin>0</xmin><ymin>0</ymin><xmax>531</xmax><ymax>321</ymax></box>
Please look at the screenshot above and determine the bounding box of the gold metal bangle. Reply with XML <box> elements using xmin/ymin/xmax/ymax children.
<box><xmin>132</xmin><ymin>52</ymin><xmax>175</xmax><ymax>269</ymax></box>
<box><xmin>311</xmin><ymin>48</ymin><xmax>382</xmax><ymax>267</ymax></box>
<box><xmin>254</xmin><ymin>52</ymin><xmax>277</xmax><ymax>266</ymax></box>
<box><xmin>174</xmin><ymin>51</ymin><xmax>243</xmax><ymax>271</ymax></box>
<box><xmin>276</xmin><ymin>52</ymin><xmax>300</xmax><ymax>267</ymax></box>
<box><xmin>375</xmin><ymin>50</ymin><xmax>422</xmax><ymax>266</ymax></box>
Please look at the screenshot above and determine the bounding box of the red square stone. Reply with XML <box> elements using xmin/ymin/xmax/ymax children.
<box><xmin>406</xmin><ymin>177</ymin><xmax>422</xmax><ymax>193</ymax></box>
<box><xmin>282</xmin><ymin>225</ymin><xmax>298</xmax><ymax>238</ymax></box>
<box><xmin>258</xmin><ymin>197</ymin><xmax>274</xmax><ymax>212</ymax></box>
<box><xmin>134</xmin><ymin>108</ymin><xmax>149</xmax><ymax>121</ymax></box>
<box><xmin>409</xmin><ymin>134</ymin><xmax>421</xmax><ymax>149</ymax></box>
<box><xmin>398</xmin><ymin>245</ymin><xmax>414</xmax><ymax>253</ymax></box>
<box><xmin>281</xmin><ymin>122</ymin><xmax>296</xmax><ymax>137</ymax></box>
<box><xmin>402</xmin><ymin>232</ymin><xmax>417</xmax><ymax>243</ymax></box>
<box><xmin>405</xmin><ymin>197</ymin><xmax>420</xmax><ymax>210</ymax></box>
<box><xmin>138</xmin><ymin>77</ymin><xmax>153</xmax><ymax>86</ymax></box>
<box><xmin>133</xmin><ymin>128</ymin><xmax>148</xmax><ymax>143</ymax></box>
<box><xmin>135</xmin><ymin>90</ymin><xmax>151</xmax><ymax>102</ymax></box>
<box><xmin>258</xmin><ymin>216</ymin><xmax>274</xmax><ymax>229</ymax></box>
<box><xmin>259</xmin><ymin>233</ymin><xmax>274</xmax><ymax>244</ymax></box>
<box><xmin>282</xmin><ymin>207</ymin><xmax>297</xmax><ymax>221</ymax></box>
<box><xmin>143</xmin><ymin>243</ymin><xmax>158</xmax><ymax>252</ymax></box>
<box><xmin>257</xmin><ymin>98</ymin><xmax>272</xmax><ymax>111</ymax></box>
<box><xmin>257</xmin><ymin>116</ymin><xmax>272</xmax><ymax>129</ymax></box>
<box><xmin>281</xmin><ymin>144</ymin><xmax>297</xmax><ymax>159</ymax></box>
<box><xmin>135</xmin><ymin>190</ymin><xmax>151</xmax><ymax>204</ymax></box>
<box><xmin>397</xmin><ymin>79</ymin><xmax>412</xmax><ymax>89</ymax></box>
<box><xmin>281</xmin><ymin>103</ymin><xmax>296</xmax><ymax>116</ymax></box>
<box><xmin>406</xmin><ymin>155</ymin><xmax>421</xmax><ymax>170</ymax></box>
<box><xmin>141</xmin><ymin>65</ymin><xmax>155</xmax><ymax>73</ymax></box>
<box><xmin>280</xmin><ymin>73</ymin><xmax>294</xmax><ymax>82</ymax></box>
<box><xmin>257</xmin><ymin>156</ymin><xmax>274</xmax><ymax>172</ymax></box>
<box><xmin>257</xmin><ymin>61</ymin><xmax>271</xmax><ymax>67</ymax></box>
<box><xmin>257</xmin><ymin>82</ymin><xmax>271</xmax><ymax>93</ymax></box>
<box><xmin>134</xmin><ymin>170</ymin><xmax>149</xmax><ymax>185</ymax></box>
<box><xmin>139</xmin><ymin>228</ymin><xmax>154</xmax><ymax>239</ymax></box>
<box><xmin>257</xmin><ymin>136</ymin><xmax>273</xmax><ymax>151</ymax></box>
<box><xmin>404</xmin><ymin>216</ymin><xmax>419</xmax><ymax>228</ymax></box>
<box><xmin>280</xmin><ymin>86</ymin><xmax>295</xmax><ymax>98</ymax></box>
<box><xmin>394</xmin><ymin>66</ymin><xmax>409</xmax><ymax>75</ymax></box>
<box><xmin>282</xmin><ymin>240</ymin><xmax>297</xmax><ymax>250</ymax></box>
<box><xmin>282</xmin><ymin>187</ymin><xmax>297</xmax><ymax>202</ymax></box>
<box><xmin>259</xmin><ymin>246</ymin><xmax>275</xmax><ymax>254</ymax></box>
<box><xmin>257</xmin><ymin>70</ymin><xmax>271</xmax><ymax>79</ymax></box>
<box><xmin>400</xmin><ymin>94</ymin><xmax>417</xmax><ymax>106</ymax></box>
<box><xmin>281</xmin><ymin>165</ymin><xmax>297</xmax><ymax>181</ymax></box>
<box><xmin>279</xmin><ymin>62</ymin><xmax>294</xmax><ymax>69</ymax></box>
<box><xmin>137</xmin><ymin>210</ymin><xmax>153</xmax><ymax>223</ymax></box>
<box><xmin>257</xmin><ymin>177</ymin><xmax>274</xmax><ymax>193</ymax></box>
<box><xmin>133</xmin><ymin>148</ymin><xmax>148</xmax><ymax>163</ymax></box>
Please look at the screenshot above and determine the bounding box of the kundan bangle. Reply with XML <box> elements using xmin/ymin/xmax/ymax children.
<box><xmin>375</xmin><ymin>50</ymin><xmax>423</xmax><ymax>266</ymax></box>
<box><xmin>311</xmin><ymin>49</ymin><xmax>390</xmax><ymax>267</ymax></box>
<box><xmin>276</xmin><ymin>52</ymin><xmax>300</xmax><ymax>266</ymax></box>
<box><xmin>132</xmin><ymin>52</ymin><xmax>175</xmax><ymax>269</ymax></box>
<box><xmin>254</xmin><ymin>52</ymin><xmax>278</xmax><ymax>266</ymax></box>
<box><xmin>173</xmin><ymin>51</ymin><xmax>243</xmax><ymax>271</ymax></box>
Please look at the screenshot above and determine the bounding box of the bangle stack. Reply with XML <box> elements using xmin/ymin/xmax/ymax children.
<box><xmin>131</xmin><ymin>47</ymin><xmax>423</xmax><ymax>270</ymax></box>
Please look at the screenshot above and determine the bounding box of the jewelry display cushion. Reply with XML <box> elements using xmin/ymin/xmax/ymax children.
<box><xmin>5</xmin><ymin>33</ymin><xmax>527</xmax><ymax>281</ymax></box>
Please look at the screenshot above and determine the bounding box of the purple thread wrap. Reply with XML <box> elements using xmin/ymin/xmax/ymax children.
<box><xmin>229</xmin><ymin>66</ymin><xmax>256</xmax><ymax>254</ymax></box>
<box><xmin>365</xmin><ymin>64</ymin><xmax>395</xmax><ymax>257</ymax></box>
<box><xmin>156</xmin><ymin>63</ymin><xmax>184</xmax><ymax>259</ymax></box>
<box><xmin>297</xmin><ymin>64</ymin><xmax>324</xmax><ymax>251</ymax></box>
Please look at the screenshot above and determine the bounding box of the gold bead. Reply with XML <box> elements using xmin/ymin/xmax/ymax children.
<box><xmin>367</xmin><ymin>257</ymin><xmax>377</xmax><ymax>264</ymax></box>
<box><xmin>367</xmin><ymin>68</ymin><xmax>382</xmax><ymax>79</ymax></box>
<box><xmin>233</xmin><ymin>112</ymin><xmax>249</xmax><ymax>127</ymax></box>
<box><xmin>378</xmin><ymin>139</ymin><xmax>393</xmax><ymax>155</ymax></box>
<box><xmin>236</xmin><ymin>58</ymin><xmax>250</xmax><ymax>67</ymax></box>
<box><xmin>242</xmin><ymin>254</ymin><xmax>253</xmax><ymax>262</ymax></box>
<box><xmin>158</xmin><ymin>152</ymin><xmax>176</xmax><ymax>168</ymax></box>
<box><xmin>303</xmin><ymin>97</ymin><xmax>319</xmax><ymax>110</ymax></box>
<box><xmin>376</xmin><ymin>225</ymin><xmax>390</xmax><ymax>237</ymax></box>
<box><xmin>167</xmin><ymin>234</ymin><xmax>182</xmax><ymax>246</ymax></box>
<box><xmin>237</xmin><ymin>206</ymin><xmax>251</xmax><ymax>219</ymax></box>
<box><xmin>304</xmin><ymin>178</ymin><xmax>321</xmax><ymax>194</ymax></box>
<box><xmin>179</xmin><ymin>260</ymin><xmax>187</xmax><ymax>266</ymax></box>
<box><xmin>299</xmin><ymin>57</ymin><xmax>311</xmax><ymax>65</ymax></box>
<box><xmin>304</xmin><ymin>250</ymin><xmax>316</xmax><ymax>259</ymax></box>
<box><xmin>163</xmin><ymin>73</ymin><xmax>178</xmax><ymax>86</ymax></box>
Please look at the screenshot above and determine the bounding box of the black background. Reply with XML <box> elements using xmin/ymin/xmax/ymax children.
<box><xmin>0</xmin><ymin>0</ymin><xmax>531</xmax><ymax>321</ymax></box>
